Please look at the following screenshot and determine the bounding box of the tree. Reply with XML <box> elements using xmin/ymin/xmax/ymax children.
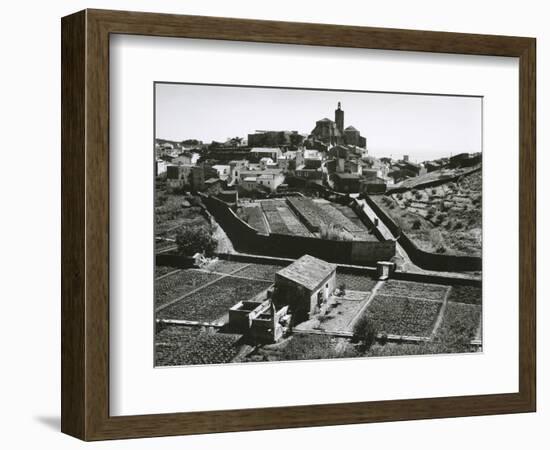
<box><xmin>353</xmin><ymin>315</ymin><xmax>378</xmax><ymax>350</ymax></box>
<box><xmin>175</xmin><ymin>225</ymin><xmax>217</xmax><ymax>257</ymax></box>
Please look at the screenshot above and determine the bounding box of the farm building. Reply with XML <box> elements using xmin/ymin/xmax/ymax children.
<box><xmin>229</xmin><ymin>297</ymin><xmax>290</xmax><ymax>343</ymax></box>
<box><xmin>273</xmin><ymin>255</ymin><xmax>337</xmax><ymax>323</ymax></box>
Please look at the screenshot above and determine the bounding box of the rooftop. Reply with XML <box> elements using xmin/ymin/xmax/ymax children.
<box><xmin>250</xmin><ymin>147</ymin><xmax>281</xmax><ymax>153</ymax></box>
<box><xmin>276</xmin><ymin>255</ymin><xmax>336</xmax><ymax>291</ymax></box>
<box><xmin>334</xmin><ymin>173</ymin><xmax>360</xmax><ymax>180</ymax></box>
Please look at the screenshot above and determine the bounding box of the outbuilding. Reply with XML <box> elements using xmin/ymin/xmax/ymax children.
<box><xmin>273</xmin><ymin>254</ymin><xmax>337</xmax><ymax>323</ymax></box>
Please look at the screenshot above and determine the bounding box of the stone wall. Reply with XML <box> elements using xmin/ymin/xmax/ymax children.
<box><xmin>202</xmin><ymin>195</ymin><xmax>396</xmax><ymax>265</ymax></box>
<box><xmin>364</xmin><ymin>194</ymin><xmax>482</xmax><ymax>272</ymax></box>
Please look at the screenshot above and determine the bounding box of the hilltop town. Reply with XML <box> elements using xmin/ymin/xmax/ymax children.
<box><xmin>154</xmin><ymin>101</ymin><xmax>482</xmax><ymax>366</ymax></box>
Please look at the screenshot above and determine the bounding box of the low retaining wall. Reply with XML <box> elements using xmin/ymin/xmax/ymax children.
<box><xmin>202</xmin><ymin>195</ymin><xmax>396</xmax><ymax>266</ymax></box>
<box><xmin>155</xmin><ymin>254</ymin><xmax>195</xmax><ymax>268</ymax></box>
<box><xmin>392</xmin><ymin>270</ymin><xmax>481</xmax><ymax>287</ymax></box>
<box><xmin>364</xmin><ymin>194</ymin><xmax>482</xmax><ymax>272</ymax></box>
<box><xmin>350</xmin><ymin>199</ymin><xmax>388</xmax><ymax>242</ymax></box>
<box><xmin>155</xmin><ymin>250</ymin><xmax>480</xmax><ymax>288</ymax></box>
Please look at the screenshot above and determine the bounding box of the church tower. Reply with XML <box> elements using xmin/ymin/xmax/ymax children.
<box><xmin>335</xmin><ymin>102</ymin><xmax>344</xmax><ymax>133</ymax></box>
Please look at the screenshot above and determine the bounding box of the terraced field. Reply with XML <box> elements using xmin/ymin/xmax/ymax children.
<box><xmin>372</xmin><ymin>169</ymin><xmax>482</xmax><ymax>256</ymax></box>
<box><xmin>235</xmin><ymin>263</ymin><xmax>286</xmax><ymax>281</ymax></box>
<box><xmin>276</xmin><ymin>205</ymin><xmax>311</xmax><ymax>236</ymax></box>
<box><xmin>155</xmin><ymin>265</ymin><xmax>178</xmax><ymax>279</ymax></box>
<box><xmin>258</xmin><ymin>200</ymin><xmax>309</xmax><ymax>235</ymax></box>
<box><xmin>332</xmin><ymin>203</ymin><xmax>377</xmax><ymax>241</ymax></box>
<box><xmin>202</xmin><ymin>260</ymin><xmax>250</xmax><ymax>275</ymax></box>
<box><xmin>437</xmin><ymin>301</ymin><xmax>481</xmax><ymax>341</ymax></box>
<box><xmin>286</xmin><ymin>197</ymin><xmax>326</xmax><ymax>231</ymax></box>
<box><xmin>314</xmin><ymin>201</ymin><xmax>374</xmax><ymax>241</ymax></box>
<box><xmin>242</xmin><ymin>205</ymin><xmax>268</xmax><ymax>234</ymax></box>
<box><xmin>155</xmin><ymin>270</ymin><xmax>222</xmax><ymax>307</ymax></box>
<box><xmin>155</xmin><ymin>325</ymin><xmax>243</xmax><ymax>366</ymax></box>
<box><xmin>238</xmin><ymin>197</ymin><xmax>378</xmax><ymax>241</ymax></box>
<box><xmin>365</xmin><ymin>294</ymin><xmax>443</xmax><ymax>337</ymax></box>
<box><xmin>448</xmin><ymin>285</ymin><xmax>482</xmax><ymax>305</ymax></box>
<box><xmin>379</xmin><ymin>280</ymin><xmax>448</xmax><ymax>301</ymax></box>
<box><xmin>157</xmin><ymin>276</ymin><xmax>273</xmax><ymax>322</ymax></box>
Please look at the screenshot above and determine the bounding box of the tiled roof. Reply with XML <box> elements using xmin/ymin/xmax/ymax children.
<box><xmin>276</xmin><ymin>255</ymin><xmax>336</xmax><ymax>291</ymax></box>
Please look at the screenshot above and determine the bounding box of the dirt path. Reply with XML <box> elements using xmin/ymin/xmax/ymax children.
<box><xmin>155</xmin><ymin>268</ymin><xmax>181</xmax><ymax>281</ymax></box>
<box><xmin>355</xmin><ymin>199</ymin><xmax>413</xmax><ymax>271</ymax></box>
<box><xmin>347</xmin><ymin>280</ymin><xmax>386</xmax><ymax>331</ymax></box>
<box><xmin>212</xmin><ymin>221</ymin><xmax>235</xmax><ymax>254</ymax></box>
<box><xmin>430</xmin><ymin>286</ymin><xmax>452</xmax><ymax>340</ymax></box>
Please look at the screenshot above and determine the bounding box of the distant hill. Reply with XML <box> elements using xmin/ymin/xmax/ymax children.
<box><xmin>373</xmin><ymin>167</ymin><xmax>482</xmax><ymax>257</ymax></box>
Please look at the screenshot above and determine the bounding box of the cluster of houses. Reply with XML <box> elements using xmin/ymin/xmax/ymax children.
<box><xmin>156</xmin><ymin>102</ymin><xmax>480</xmax><ymax>197</ymax></box>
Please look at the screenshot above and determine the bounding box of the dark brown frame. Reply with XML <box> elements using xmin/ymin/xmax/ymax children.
<box><xmin>61</xmin><ymin>9</ymin><xmax>536</xmax><ymax>441</ymax></box>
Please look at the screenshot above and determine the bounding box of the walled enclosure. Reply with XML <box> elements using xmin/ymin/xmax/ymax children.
<box><xmin>202</xmin><ymin>194</ymin><xmax>396</xmax><ymax>266</ymax></box>
<box><xmin>363</xmin><ymin>194</ymin><xmax>482</xmax><ymax>272</ymax></box>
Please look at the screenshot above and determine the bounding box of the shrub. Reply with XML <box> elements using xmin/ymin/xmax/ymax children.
<box><xmin>426</xmin><ymin>207</ymin><xmax>436</xmax><ymax>220</ymax></box>
<box><xmin>338</xmin><ymin>283</ymin><xmax>346</xmax><ymax>296</ymax></box>
<box><xmin>353</xmin><ymin>315</ymin><xmax>378</xmax><ymax>350</ymax></box>
<box><xmin>454</xmin><ymin>220</ymin><xmax>464</xmax><ymax>230</ymax></box>
<box><xmin>176</xmin><ymin>225</ymin><xmax>217</xmax><ymax>257</ymax></box>
<box><xmin>411</xmin><ymin>219</ymin><xmax>422</xmax><ymax>230</ymax></box>
<box><xmin>320</xmin><ymin>223</ymin><xmax>353</xmax><ymax>241</ymax></box>
<box><xmin>279</xmin><ymin>335</ymin><xmax>343</xmax><ymax>360</ymax></box>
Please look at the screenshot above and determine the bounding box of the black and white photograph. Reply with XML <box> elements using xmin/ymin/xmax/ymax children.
<box><xmin>154</xmin><ymin>83</ymin><xmax>483</xmax><ymax>367</ymax></box>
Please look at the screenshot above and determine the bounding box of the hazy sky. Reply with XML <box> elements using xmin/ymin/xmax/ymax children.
<box><xmin>155</xmin><ymin>83</ymin><xmax>482</xmax><ymax>163</ymax></box>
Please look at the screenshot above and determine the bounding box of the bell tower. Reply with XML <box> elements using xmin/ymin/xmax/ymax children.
<box><xmin>335</xmin><ymin>101</ymin><xmax>344</xmax><ymax>133</ymax></box>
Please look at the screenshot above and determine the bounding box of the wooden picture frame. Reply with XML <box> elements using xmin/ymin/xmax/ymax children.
<box><xmin>61</xmin><ymin>9</ymin><xmax>536</xmax><ymax>441</ymax></box>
